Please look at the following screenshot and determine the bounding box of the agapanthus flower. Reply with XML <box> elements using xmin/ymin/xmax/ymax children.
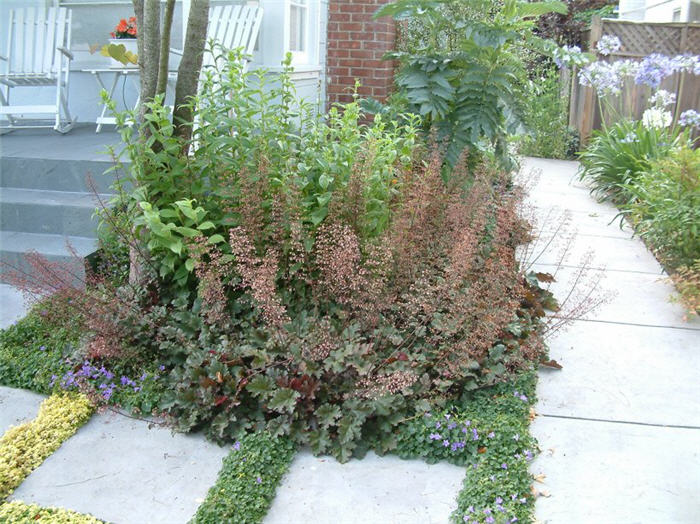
<box><xmin>679</xmin><ymin>109</ymin><xmax>700</xmax><ymax>129</ymax></box>
<box><xmin>553</xmin><ymin>44</ymin><xmax>588</xmax><ymax>68</ymax></box>
<box><xmin>671</xmin><ymin>54</ymin><xmax>700</xmax><ymax>74</ymax></box>
<box><xmin>642</xmin><ymin>107</ymin><xmax>672</xmax><ymax>129</ymax></box>
<box><xmin>620</xmin><ymin>132</ymin><xmax>638</xmax><ymax>144</ymax></box>
<box><xmin>596</xmin><ymin>35</ymin><xmax>621</xmax><ymax>56</ymax></box>
<box><xmin>649</xmin><ymin>89</ymin><xmax>676</xmax><ymax>108</ymax></box>
<box><xmin>635</xmin><ymin>54</ymin><xmax>674</xmax><ymax>88</ymax></box>
<box><xmin>580</xmin><ymin>61</ymin><xmax>624</xmax><ymax>96</ymax></box>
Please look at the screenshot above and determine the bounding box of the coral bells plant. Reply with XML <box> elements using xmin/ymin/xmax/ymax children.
<box><xmin>111</xmin><ymin>17</ymin><xmax>137</xmax><ymax>39</ymax></box>
<box><xmin>35</xmin><ymin>52</ymin><xmax>556</xmax><ymax>462</ymax></box>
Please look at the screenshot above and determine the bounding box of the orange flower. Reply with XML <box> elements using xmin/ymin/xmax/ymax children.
<box><xmin>116</xmin><ymin>20</ymin><xmax>128</xmax><ymax>32</ymax></box>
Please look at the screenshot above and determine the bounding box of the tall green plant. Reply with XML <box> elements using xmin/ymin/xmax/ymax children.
<box><xmin>375</xmin><ymin>0</ymin><xmax>567</xmax><ymax>168</ymax></box>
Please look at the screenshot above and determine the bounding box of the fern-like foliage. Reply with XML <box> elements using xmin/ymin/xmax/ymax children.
<box><xmin>376</xmin><ymin>0</ymin><xmax>567</xmax><ymax>169</ymax></box>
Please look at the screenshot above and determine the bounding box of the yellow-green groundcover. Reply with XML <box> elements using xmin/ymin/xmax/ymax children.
<box><xmin>0</xmin><ymin>393</ymin><xmax>93</xmax><ymax>499</ymax></box>
<box><xmin>0</xmin><ymin>501</ymin><xmax>103</xmax><ymax>523</ymax></box>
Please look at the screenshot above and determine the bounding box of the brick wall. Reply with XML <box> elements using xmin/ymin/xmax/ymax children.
<box><xmin>326</xmin><ymin>0</ymin><xmax>397</xmax><ymax>109</ymax></box>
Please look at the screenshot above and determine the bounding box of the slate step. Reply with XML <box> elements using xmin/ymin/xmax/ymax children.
<box><xmin>0</xmin><ymin>188</ymin><xmax>112</xmax><ymax>238</ymax></box>
<box><xmin>0</xmin><ymin>156</ymin><xmax>119</xmax><ymax>194</ymax></box>
<box><xmin>0</xmin><ymin>230</ymin><xmax>97</xmax><ymax>285</ymax></box>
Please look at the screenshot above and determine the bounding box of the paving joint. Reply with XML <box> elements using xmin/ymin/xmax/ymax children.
<box><xmin>539</xmin><ymin>413</ymin><xmax>700</xmax><ymax>431</ymax></box>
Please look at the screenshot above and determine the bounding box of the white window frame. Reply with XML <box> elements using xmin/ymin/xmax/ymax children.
<box><xmin>286</xmin><ymin>0</ymin><xmax>308</xmax><ymax>64</ymax></box>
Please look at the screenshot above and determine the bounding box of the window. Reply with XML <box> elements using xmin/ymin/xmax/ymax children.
<box><xmin>672</xmin><ymin>7</ymin><xmax>681</xmax><ymax>21</ymax></box>
<box><xmin>288</xmin><ymin>0</ymin><xmax>308</xmax><ymax>60</ymax></box>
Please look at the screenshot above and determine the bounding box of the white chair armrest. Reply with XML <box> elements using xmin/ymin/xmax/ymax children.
<box><xmin>0</xmin><ymin>54</ymin><xmax>7</xmax><ymax>61</ymax></box>
<box><xmin>57</xmin><ymin>46</ymin><xmax>74</xmax><ymax>60</ymax></box>
<box><xmin>170</xmin><ymin>47</ymin><xmax>184</xmax><ymax>57</ymax></box>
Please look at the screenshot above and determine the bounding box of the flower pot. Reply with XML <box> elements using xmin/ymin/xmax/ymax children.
<box><xmin>108</xmin><ymin>38</ymin><xmax>138</xmax><ymax>68</ymax></box>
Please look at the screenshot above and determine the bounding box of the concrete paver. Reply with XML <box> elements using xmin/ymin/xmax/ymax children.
<box><xmin>0</xmin><ymin>283</ymin><xmax>28</xmax><ymax>329</ymax></box>
<box><xmin>0</xmin><ymin>385</ymin><xmax>45</xmax><ymax>435</ymax></box>
<box><xmin>524</xmin><ymin>156</ymin><xmax>700</xmax><ymax>523</ymax></box>
<box><xmin>10</xmin><ymin>411</ymin><xmax>230</xmax><ymax>524</ymax></box>
<box><xmin>265</xmin><ymin>451</ymin><xmax>465</xmax><ymax>524</ymax></box>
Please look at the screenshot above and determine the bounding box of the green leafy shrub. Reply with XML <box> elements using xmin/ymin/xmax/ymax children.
<box><xmin>192</xmin><ymin>432</ymin><xmax>295</xmax><ymax>524</ymax></box>
<box><xmin>623</xmin><ymin>146</ymin><xmax>700</xmax><ymax>268</ymax></box>
<box><xmin>31</xmin><ymin>52</ymin><xmax>554</xmax><ymax>463</ymax></box>
<box><xmin>578</xmin><ymin>120</ymin><xmax>686</xmax><ymax>203</ymax></box>
<box><xmin>518</xmin><ymin>66</ymin><xmax>578</xmax><ymax>159</ymax></box>
<box><xmin>375</xmin><ymin>0</ymin><xmax>568</xmax><ymax>168</ymax></box>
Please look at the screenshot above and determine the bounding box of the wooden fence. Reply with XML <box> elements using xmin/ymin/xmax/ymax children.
<box><xmin>568</xmin><ymin>17</ymin><xmax>700</xmax><ymax>145</ymax></box>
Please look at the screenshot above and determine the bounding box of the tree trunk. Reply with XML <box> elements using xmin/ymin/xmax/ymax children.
<box><xmin>173</xmin><ymin>0</ymin><xmax>210</xmax><ymax>144</ymax></box>
<box><xmin>156</xmin><ymin>0</ymin><xmax>176</xmax><ymax>97</ymax></box>
<box><xmin>139</xmin><ymin>0</ymin><xmax>161</xmax><ymax>118</ymax></box>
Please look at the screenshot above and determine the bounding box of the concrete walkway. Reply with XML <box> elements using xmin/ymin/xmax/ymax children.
<box><xmin>523</xmin><ymin>157</ymin><xmax>700</xmax><ymax>523</ymax></box>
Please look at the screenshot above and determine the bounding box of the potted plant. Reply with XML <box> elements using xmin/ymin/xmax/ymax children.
<box><xmin>105</xmin><ymin>17</ymin><xmax>138</xmax><ymax>68</ymax></box>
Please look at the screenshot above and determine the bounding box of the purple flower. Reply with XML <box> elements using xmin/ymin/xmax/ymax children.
<box><xmin>133</xmin><ymin>386</ymin><xmax>141</xmax><ymax>392</ymax></box>
<box><xmin>233</xmin><ymin>441</ymin><xmax>241</xmax><ymax>451</ymax></box>
<box><xmin>255</xmin><ymin>477</ymin><xmax>262</xmax><ymax>484</ymax></box>
<box><xmin>429</xmin><ymin>433</ymin><xmax>442</xmax><ymax>440</ymax></box>
<box><xmin>462</xmin><ymin>518</ymin><xmax>470</xmax><ymax>523</ymax></box>
<box><xmin>487</xmin><ymin>431</ymin><xmax>495</xmax><ymax>439</ymax></box>
<box><xmin>679</xmin><ymin>109</ymin><xmax>700</xmax><ymax>129</ymax></box>
<box><xmin>39</xmin><ymin>345</ymin><xmax>46</xmax><ymax>351</ymax></box>
<box><xmin>511</xmin><ymin>518</ymin><xmax>519</xmax><ymax>523</ymax></box>
<box><xmin>448</xmin><ymin>422</ymin><xmax>457</xmax><ymax>430</ymax></box>
<box><xmin>495</xmin><ymin>497</ymin><xmax>503</xmax><ymax>505</ymax></box>
<box><xmin>140</xmin><ymin>372</ymin><xmax>148</xmax><ymax>381</ymax></box>
<box><xmin>519</xmin><ymin>394</ymin><xmax>528</xmax><ymax>402</ymax></box>
<box><xmin>525</xmin><ymin>450</ymin><xmax>534</xmax><ymax>461</ymax></box>
<box><xmin>596</xmin><ymin>34</ymin><xmax>621</xmax><ymax>56</ymax></box>
<box><xmin>435</xmin><ymin>421</ymin><xmax>441</xmax><ymax>429</ymax></box>
<box><xmin>471</xmin><ymin>428</ymin><xmax>479</xmax><ymax>441</ymax></box>
<box><xmin>159</xmin><ymin>365</ymin><xmax>166</xmax><ymax>371</ymax></box>
<box><xmin>519</xmin><ymin>497</ymin><xmax>527</xmax><ymax>504</ymax></box>
<box><xmin>445</xmin><ymin>414</ymin><xmax>451</xmax><ymax>420</ymax></box>
<box><xmin>580</xmin><ymin>61</ymin><xmax>623</xmax><ymax>96</ymax></box>
<box><xmin>635</xmin><ymin>54</ymin><xmax>674</xmax><ymax>88</ymax></box>
<box><xmin>483</xmin><ymin>508</ymin><xmax>492</xmax><ymax>515</ymax></box>
<box><xmin>501</xmin><ymin>463</ymin><xmax>508</xmax><ymax>469</ymax></box>
<box><xmin>486</xmin><ymin>517</ymin><xmax>495</xmax><ymax>524</ymax></box>
<box><xmin>443</xmin><ymin>439</ymin><xmax>450</xmax><ymax>447</ymax></box>
<box><xmin>467</xmin><ymin>505</ymin><xmax>475</xmax><ymax>513</ymax></box>
<box><xmin>120</xmin><ymin>376</ymin><xmax>129</xmax><ymax>385</ymax></box>
<box><xmin>496</xmin><ymin>505</ymin><xmax>505</xmax><ymax>513</ymax></box>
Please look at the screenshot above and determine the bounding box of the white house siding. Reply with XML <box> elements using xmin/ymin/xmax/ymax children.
<box><xmin>619</xmin><ymin>0</ymin><xmax>700</xmax><ymax>22</ymax></box>
<box><xmin>1</xmin><ymin>0</ymin><xmax>327</xmax><ymax>126</ymax></box>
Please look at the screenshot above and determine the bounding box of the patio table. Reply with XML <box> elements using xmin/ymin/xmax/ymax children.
<box><xmin>83</xmin><ymin>68</ymin><xmax>139</xmax><ymax>132</ymax></box>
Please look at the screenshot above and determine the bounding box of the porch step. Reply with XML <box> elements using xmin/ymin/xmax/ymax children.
<box><xmin>0</xmin><ymin>188</ymin><xmax>112</xmax><ymax>238</ymax></box>
<box><xmin>0</xmin><ymin>230</ymin><xmax>97</xmax><ymax>285</ymax></box>
<box><xmin>0</xmin><ymin>156</ymin><xmax>118</xmax><ymax>194</ymax></box>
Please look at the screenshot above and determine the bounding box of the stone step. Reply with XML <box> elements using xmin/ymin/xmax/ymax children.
<box><xmin>0</xmin><ymin>230</ymin><xmax>97</xmax><ymax>285</ymax></box>
<box><xmin>0</xmin><ymin>156</ymin><xmax>119</xmax><ymax>194</ymax></box>
<box><xmin>0</xmin><ymin>188</ymin><xmax>112</xmax><ymax>238</ymax></box>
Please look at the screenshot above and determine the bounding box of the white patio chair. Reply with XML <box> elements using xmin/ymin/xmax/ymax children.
<box><xmin>0</xmin><ymin>7</ymin><xmax>75</xmax><ymax>134</ymax></box>
<box><xmin>170</xmin><ymin>4</ymin><xmax>263</xmax><ymax>79</ymax></box>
